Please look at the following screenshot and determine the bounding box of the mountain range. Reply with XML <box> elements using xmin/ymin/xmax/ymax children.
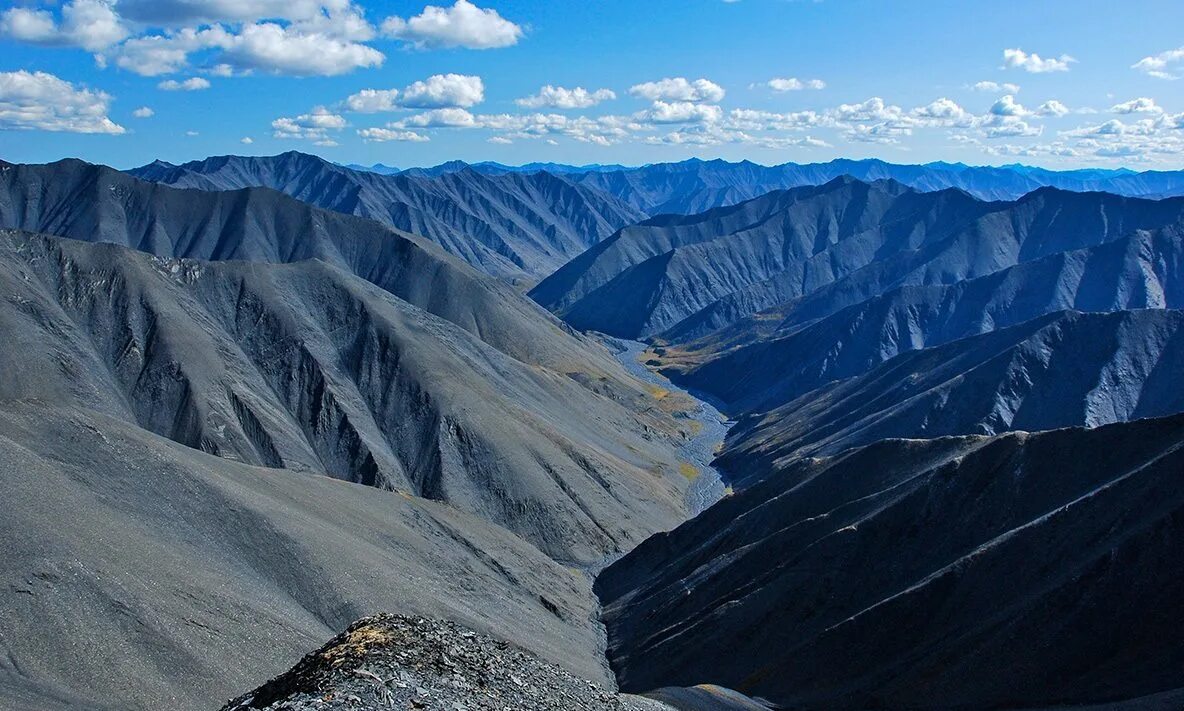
<box><xmin>130</xmin><ymin>152</ymin><xmax>645</xmax><ymax>281</ymax></box>
<box><xmin>4</xmin><ymin>149</ymin><xmax>1184</xmax><ymax>711</ymax></box>
<box><xmin>352</xmin><ymin>155</ymin><xmax>1184</xmax><ymax>210</ymax></box>
<box><xmin>532</xmin><ymin>178</ymin><xmax>1184</xmax><ymax>341</ymax></box>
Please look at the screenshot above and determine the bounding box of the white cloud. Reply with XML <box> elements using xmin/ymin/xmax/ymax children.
<box><xmin>220</xmin><ymin>22</ymin><xmax>384</xmax><ymax>76</ymax></box>
<box><xmin>763</xmin><ymin>77</ymin><xmax>826</xmax><ymax>92</ymax></box>
<box><xmin>1036</xmin><ymin>99</ymin><xmax>1070</xmax><ymax>117</ymax></box>
<box><xmin>108</xmin><ymin>27</ymin><xmax>232</xmax><ymax>76</ymax></box>
<box><xmin>132</xmin><ymin>106</ymin><xmax>154</xmax><ymax>118</ymax></box>
<box><xmin>358</xmin><ymin>127</ymin><xmax>430</xmax><ymax>142</ymax></box>
<box><xmin>629</xmin><ymin>77</ymin><xmax>725</xmax><ymax>103</ymax></box>
<box><xmin>487</xmin><ymin>135</ymin><xmax>512</xmax><ymax>144</ymax></box>
<box><xmin>343</xmin><ymin>88</ymin><xmax>400</xmax><ymax>113</ymax></box>
<box><xmin>116</xmin><ymin>0</ymin><xmax>333</xmax><ymax>25</ymax></box>
<box><xmin>381</xmin><ymin>0</ymin><xmax>522</xmax><ymax>50</ymax></box>
<box><xmin>912</xmin><ymin>97</ymin><xmax>974</xmax><ymax>125</ymax></box>
<box><xmin>397</xmin><ymin>107</ymin><xmax>479</xmax><ymax>128</ymax></box>
<box><xmin>516</xmin><ymin>85</ymin><xmax>616</xmax><ymax>109</ymax></box>
<box><xmin>1111</xmin><ymin>97</ymin><xmax>1163</xmax><ymax>114</ymax></box>
<box><xmin>1132</xmin><ymin>47</ymin><xmax>1184</xmax><ymax>80</ymax></box>
<box><xmin>401</xmin><ymin>73</ymin><xmax>484</xmax><ymax>108</ymax></box>
<box><xmin>0</xmin><ymin>0</ymin><xmax>128</xmax><ymax>52</ymax></box>
<box><xmin>1002</xmin><ymin>48</ymin><xmax>1075</xmax><ymax>73</ymax></box>
<box><xmin>158</xmin><ymin>77</ymin><xmax>211</xmax><ymax>91</ymax></box>
<box><xmin>185</xmin><ymin>130</ymin><xmax>199</xmax><ymax>136</ymax></box>
<box><xmin>726</xmin><ymin>108</ymin><xmax>828</xmax><ymax>131</ymax></box>
<box><xmin>240</xmin><ymin>136</ymin><xmax>254</xmax><ymax>144</ymax></box>
<box><xmin>0</xmin><ymin>70</ymin><xmax>124</xmax><ymax>134</ymax></box>
<box><xmin>272</xmin><ymin>106</ymin><xmax>346</xmax><ymax>140</ymax></box>
<box><xmin>983</xmin><ymin>119</ymin><xmax>1042</xmax><ymax>138</ymax></box>
<box><xmin>972</xmin><ymin>80</ymin><xmax>1020</xmax><ymax>93</ymax></box>
<box><xmin>637</xmin><ymin>101</ymin><xmax>723</xmax><ymax>124</ymax></box>
<box><xmin>989</xmin><ymin>94</ymin><xmax>1030</xmax><ymax>117</ymax></box>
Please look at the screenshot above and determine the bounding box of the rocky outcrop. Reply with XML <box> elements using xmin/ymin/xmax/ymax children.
<box><xmin>220</xmin><ymin>614</ymin><xmax>675</xmax><ymax>711</ymax></box>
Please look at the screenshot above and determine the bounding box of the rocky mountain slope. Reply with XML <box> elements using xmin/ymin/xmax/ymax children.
<box><xmin>0</xmin><ymin>230</ymin><xmax>690</xmax><ymax>563</ymax></box>
<box><xmin>0</xmin><ymin>403</ymin><xmax>617</xmax><ymax>711</ymax></box>
<box><xmin>597</xmin><ymin>413</ymin><xmax>1184</xmax><ymax>709</ymax></box>
<box><xmin>716</xmin><ymin>309</ymin><xmax>1184</xmax><ymax>480</ymax></box>
<box><xmin>532</xmin><ymin>178</ymin><xmax>1184</xmax><ymax>340</ymax></box>
<box><xmin>0</xmin><ymin>158</ymin><xmax>669</xmax><ymax>402</ymax></box>
<box><xmin>663</xmin><ymin>227</ymin><xmax>1184</xmax><ymax>412</ymax></box>
<box><xmin>130</xmin><ymin>152</ymin><xmax>645</xmax><ymax>280</ymax></box>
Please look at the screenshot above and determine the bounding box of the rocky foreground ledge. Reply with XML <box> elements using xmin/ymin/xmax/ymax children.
<box><xmin>220</xmin><ymin>615</ymin><xmax>680</xmax><ymax>711</ymax></box>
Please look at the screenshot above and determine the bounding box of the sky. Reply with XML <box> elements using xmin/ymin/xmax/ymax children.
<box><xmin>1</xmin><ymin>0</ymin><xmax>1183</xmax><ymax>170</ymax></box>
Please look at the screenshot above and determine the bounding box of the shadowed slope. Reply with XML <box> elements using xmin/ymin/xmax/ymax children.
<box><xmin>598</xmin><ymin>414</ymin><xmax>1184</xmax><ymax>709</ymax></box>
<box><xmin>717</xmin><ymin>309</ymin><xmax>1184</xmax><ymax>480</ymax></box>
<box><xmin>663</xmin><ymin>227</ymin><xmax>1184</xmax><ymax>412</ymax></box>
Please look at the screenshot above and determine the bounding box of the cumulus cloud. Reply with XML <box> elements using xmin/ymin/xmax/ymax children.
<box><xmin>629</xmin><ymin>77</ymin><xmax>725</xmax><ymax>103</ymax></box>
<box><xmin>219</xmin><ymin>22</ymin><xmax>383</xmax><ymax>76</ymax></box>
<box><xmin>89</xmin><ymin>4</ymin><xmax>382</xmax><ymax>78</ymax></box>
<box><xmin>401</xmin><ymin>74</ymin><xmax>484</xmax><ymax>108</ymax></box>
<box><xmin>1002</xmin><ymin>48</ymin><xmax>1075</xmax><ymax>73</ymax></box>
<box><xmin>989</xmin><ymin>94</ymin><xmax>1030</xmax><ymax>117</ymax></box>
<box><xmin>158</xmin><ymin>77</ymin><xmax>211</xmax><ymax>91</ymax></box>
<box><xmin>1111</xmin><ymin>97</ymin><xmax>1163</xmax><ymax>114</ymax></box>
<box><xmin>272</xmin><ymin>106</ymin><xmax>346</xmax><ymax>140</ymax></box>
<box><xmin>381</xmin><ymin>0</ymin><xmax>522</xmax><ymax>49</ymax></box>
<box><xmin>636</xmin><ymin>101</ymin><xmax>724</xmax><ymax>124</ymax></box>
<box><xmin>0</xmin><ymin>0</ymin><xmax>127</xmax><ymax>52</ymax></box>
<box><xmin>343</xmin><ymin>88</ymin><xmax>401</xmax><ymax>113</ymax></box>
<box><xmin>516</xmin><ymin>86</ymin><xmax>616</xmax><ymax>109</ymax></box>
<box><xmin>397</xmin><ymin>107</ymin><xmax>479</xmax><ymax>128</ymax></box>
<box><xmin>240</xmin><ymin>136</ymin><xmax>254</xmax><ymax>143</ymax></box>
<box><xmin>0</xmin><ymin>70</ymin><xmax>125</xmax><ymax>133</ymax></box>
<box><xmin>762</xmin><ymin>77</ymin><xmax>826</xmax><ymax>92</ymax></box>
<box><xmin>358</xmin><ymin>127</ymin><xmax>430</xmax><ymax>142</ymax></box>
<box><xmin>1132</xmin><ymin>47</ymin><xmax>1184</xmax><ymax>80</ymax></box>
<box><xmin>132</xmin><ymin>106</ymin><xmax>154</xmax><ymax>118</ymax></box>
<box><xmin>972</xmin><ymin>80</ymin><xmax>1020</xmax><ymax>93</ymax></box>
<box><xmin>1036</xmin><ymin>99</ymin><xmax>1070</xmax><ymax>117</ymax></box>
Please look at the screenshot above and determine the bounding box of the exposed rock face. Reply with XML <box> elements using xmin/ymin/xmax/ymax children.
<box><xmin>0</xmin><ymin>231</ymin><xmax>689</xmax><ymax>563</ymax></box>
<box><xmin>129</xmin><ymin>152</ymin><xmax>645</xmax><ymax>280</ymax></box>
<box><xmin>0</xmin><ymin>404</ymin><xmax>616</xmax><ymax>711</ymax></box>
<box><xmin>220</xmin><ymin>614</ymin><xmax>674</xmax><ymax>711</ymax></box>
<box><xmin>663</xmin><ymin>227</ymin><xmax>1184</xmax><ymax>412</ymax></box>
<box><xmin>597</xmin><ymin>414</ymin><xmax>1184</xmax><ymax>710</ymax></box>
<box><xmin>531</xmin><ymin>178</ymin><xmax>1184</xmax><ymax>340</ymax></box>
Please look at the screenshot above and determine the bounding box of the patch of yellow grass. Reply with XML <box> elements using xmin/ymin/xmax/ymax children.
<box><xmin>647</xmin><ymin>384</ymin><xmax>671</xmax><ymax>400</ymax></box>
<box><xmin>678</xmin><ymin>462</ymin><xmax>701</xmax><ymax>481</ymax></box>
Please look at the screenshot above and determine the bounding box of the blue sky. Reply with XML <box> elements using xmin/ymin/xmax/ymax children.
<box><xmin>1</xmin><ymin>0</ymin><xmax>1183</xmax><ymax>169</ymax></box>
